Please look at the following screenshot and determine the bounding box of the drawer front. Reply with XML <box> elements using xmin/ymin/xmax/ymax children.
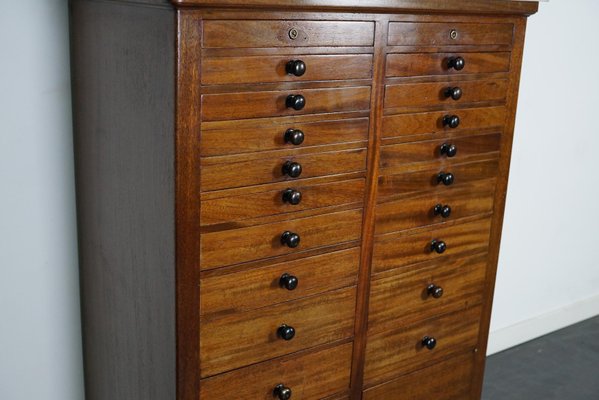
<box><xmin>380</xmin><ymin>133</ymin><xmax>501</xmax><ymax>171</ymax></box>
<box><xmin>202</xmin><ymin>86</ymin><xmax>371</xmax><ymax>121</ymax></box>
<box><xmin>201</xmin><ymin>148</ymin><xmax>367</xmax><ymax>192</ymax></box>
<box><xmin>378</xmin><ymin>159</ymin><xmax>500</xmax><ymax>199</ymax></box>
<box><xmin>364</xmin><ymin>306</ymin><xmax>482</xmax><ymax>385</ymax></box>
<box><xmin>201</xmin><ymin>209</ymin><xmax>363</xmax><ymax>270</ymax></box>
<box><xmin>372</xmin><ymin>218</ymin><xmax>492</xmax><ymax>275</ymax></box>
<box><xmin>385</xmin><ymin>79</ymin><xmax>508</xmax><ymax>110</ymax></box>
<box><xmin>382</xmin><ymin>106</ymin><xmax>506</xmax><ymax>139</ymax></box>
<box><xmin>201</xmin><ymin>178</ymin><xmax>366</xmax><ymax>226</ymax></box>
<box><xmin>363</xmin><ymin>353</ymin><xmax>475</xmax><ymax>399</ymax></box>
<box><xmin>200</xmin><ymin>248</ymin><xmax>360</xmax><ymax>316</ymax></box>
<box><xmin>386</xmin><ymin>52</ymin><xmax>510</xmax><ymax>78</ymax></box>
<box><xmin>375</xmin><ymin>180</ymin><xmax>495</xmax><ymax>235</ymax></box>
<box><xmin>203</xmin><ymin>54</ymin><xmax>373</xmax><ymax>85</ymax></box>
<box><xmin>203</xmin><ymin>20</ymin><xmax>375</xmax><ymax>48</ymax></box>
<box><xmin>388</xmin><ymin>22</ymin><xmax>514</xmax><ymax>46</ymax></box>
<box><xmin>200</xmin><ymin>343</ymin><xmax>353</xmax><ymax>400</ymax></box>
<box><xmin>200</xmin><ymin>117</ymin><xmax>369</xmax><ymax>157</ymax></box>
<box><xmin>200</xmin><ymin>287</ymin><xmax>356</xmax><ymax>377</ymax></box>
<box><xmin>369</xmin><ymin>253</ymin><xmax>488</xmax><ymax>333</ymax></box>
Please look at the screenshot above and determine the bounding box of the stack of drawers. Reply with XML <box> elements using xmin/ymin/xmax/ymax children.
<box><xmin>197</xmin><ymin>20</ymin><xmax>375</xmax><ymax>399</ymax></box>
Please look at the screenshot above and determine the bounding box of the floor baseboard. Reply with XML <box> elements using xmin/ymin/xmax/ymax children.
<box><xmin>487</xmin><ymin>294</ymin><xmax>599</xmax><ymax>355</ymax></box>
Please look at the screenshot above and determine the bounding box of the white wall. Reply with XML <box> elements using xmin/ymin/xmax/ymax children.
<box><xmin>0</xmin><ymin>1</ymin><xmax>84</xmax><ymax>400</ymax></box>
<box><xmin>488</xmin><ymin>0</ymin><xmax>599</xmax><ymax>353</ymax></box>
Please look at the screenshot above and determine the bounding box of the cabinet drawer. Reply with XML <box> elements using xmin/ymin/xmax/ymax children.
<box><xmin>203</xmin><ymin>20</ymin><xmax>375</xmax><ymax>48</ymax></box>
<box><xmin>200</xmin><ymin>117</ymin><xmax>369</xmax><ymax>157</ymax></box>
<box><xmin>200</xmin><ymin>287</ymin><xmax>356</xmax><ymax>377</ymax></box>
<box><xmin>363</xmin><ymin>353</ymin><xmax>475</xmax><ymax>399</ymax></box>
<box><xmin>386</xmin><ymin>52</ymin><xmax>510</xmax><ymax>78</ymax></box>
<box><xmin>382</xmin><ymin>106</ymin><xmax>506</xmax><ymax>139</ymax></box>
<box><xmin>200</xmin><ymin>343</ymin><xmax>353</xmax><ymax>399</ymax></box>
<box><xmin>202</xmin><ymin>86</ymin><xmax>371</xmax><ymax>121</ymax></box>
<box><xmin>372</xmin><ymin>218</ymin><xmax>492</xmax><ymax>275</ymax></box>
<box><xmin>364</xmin><ymin>306</ymin><xmax>482</xmax><ymax>385</ymax></box>
<box><xmin>375</xmin><ymin>180</ymin><xmax>495</xmax><ymax>235</ymax></box>
<box><xmin>201</xmin><ymin>178</ymin><xmax>365</xmax><ymax>226</ymax></box>
<box><xmin>201</xmin><ymin>209</ymin><xmax>363</xmax><ymax>270</ymax></box>
<box><xmin>388</xmin><ymin>22</ymin><xmax>514</xmax><ymax>47</ymax></box>
<box><xmin>200</xmin><ymin>248</ymin><xmax>360</xmax><ymax>316</ymax></box>
<box><xmin>378</xmin><ymin>159</ymin><xmax>500</xmax><ymax>199</ymax></box>
<box><xmin>369</xmin><ymin>253</ymin><xmax>487</xmax><ymax>333</ymax></box>
<box><xmin>201</xmin><ymin>148</ymin><xmax>367</xmax><ymax>192</ymax></box>
<box><xmin>385</xmin><ymin>79</ymin><xmax>508</xmax><ymax>110</ymax></box>
<box><xmin>203</xmin><ymin>54</ymin><xmax>373</xmax><ymax>85</ymax></box>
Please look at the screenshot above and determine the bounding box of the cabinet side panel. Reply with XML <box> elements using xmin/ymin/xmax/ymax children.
<box><xmin>70</xmin><ymin>2</ymin><xmax>176</xmax><ymax>399</ymax></box>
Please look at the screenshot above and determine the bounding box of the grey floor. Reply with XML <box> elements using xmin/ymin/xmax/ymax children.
<box><xmin>483</xmin><ymin>316</ymin><xmax>599</xmax><ymax>399</ymax></box>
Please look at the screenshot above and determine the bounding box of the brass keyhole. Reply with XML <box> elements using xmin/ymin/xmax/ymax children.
<box><xmin>288</xmin><ymin>28</ymin><xmax>299</xmax><ymax>40</ymax></box>
<box><xmin>450</xmin><ymin>29</ymin><xmax>459</xmax><ymax>40</ymax></box>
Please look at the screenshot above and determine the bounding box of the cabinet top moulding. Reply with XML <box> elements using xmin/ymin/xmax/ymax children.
<box><xmin>170</xmin><ymin>0</ymin><xmax>539</xmax><ymax>15</ymax></box>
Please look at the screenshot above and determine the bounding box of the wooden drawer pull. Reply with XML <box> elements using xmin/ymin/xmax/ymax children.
<box><xmin>444</xmin><ymin>86</ymin><xmax>463</xmax><ymax>101</ymax></box>
<box><xmin>440</xmin><ymin>143</ymin><xmax>458</xmax><ymax>158</ymax></box>
<box><xmin>427</xmin><ymin>284</ymin><xmax>444</xmax><ymax>299</ymax></box>
<box><xmin>279</xmin><ymin>273</ymin><xmax>299</xmax><ymax>291</ymax></box>
<box><xmin>430</xmin><ymin>239</ymin><xmax>447</xmax><ymax>254</ymax></box>
<box><xmin>447</xmin><ymin>56</ymin><xmax>466</xmax><ymax>71</ymax></box>
<box><xmin>284</xmin><ymin>128</ymin><xmax>305</xmax><ymax>146</ymax></box>
<box><xmin>274</xmin><ymin>384</ymin><xmax>293</xmax><ymax>400</ymax></box>
<box><xmin>422</xmin><ymin>336</ymin><xmax>437</xmax><ymax>350</ymax></box>
<box><xmin>286</xmin><ymin>59</ymin><xmax>307</xmax><ymax>77</ymax></box>
<box><xmin>282</xmin><ymin>188</ymin><xmax>302</xmax><ymax>205</ymax></box>
<box><xmin>277</xmin><ymin>324</ymin><xmax>296</xmax><ymax>341</ymax></box>
<box><xmin>437</xmin><ymin>172</ymin><xmax>455</xmax><ymax>186</ymax></box>
<box><xmin>282</xmin><ymin>161</ymin><xmax>302</xmax><ymax>178</ymax></box>
<box><xmin>286</xmin><ymin>94</ymin><xmax>306</xmax><ymax>110</ymax></box>
<box><xmin>433</xmin><ymin>204</ymin><xmax>452</xmax><ymax>219</ymax></box>
<box><xmin>281</xmin><ymin>231</ymin><xmax>301</xmax><ymax>248</ymax></box>
<box><xmin>442</xmin><ymin>114</ymin><xmax>460</xmax><ymax>129</ymax></box>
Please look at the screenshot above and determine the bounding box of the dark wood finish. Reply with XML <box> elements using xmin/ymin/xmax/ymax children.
<box><xmin>70</xmin><ymin>2</ymin><xmax>177</xmax><ymax>399</ymax></box>
<box><xmin>386</xmin><ymin>52</ymin><xmax>511</xmax><ymax>77</ymax></box>
<box><xmin>200</xmin><ymin>208</ymin><xmax>363</xmax><ymax>269</ymax></box>
<box><xmin>363</xmin><ymin>352</ymin><xmax>476</xmax><ymax>399</ymax></box>
<box><xmin>202</xmin><ymin>86</ymin><xmax>371</xmax><ymax>121</ymax></box>
<box><xmin>388</xmin><ymin>22</ymin><xmax>514</xmax><ymax>47</ymax></box>
<box><xmin>364</xmin><ymin>306</ymin><xmax>482</xmax><ymax>386</ymax></box>
<box><xmin>199</xmin><ymin>343</ymin><xmax>353</xmax><ymax>399</ymax></box>
<box><xmin>202</xmin><ymin>54</ymin><xmax>373</xmax><ymax>84</ymax></box>
<box><xmin>200</xmin><ymin>247</ymin><xmax>359</xmax><ymax>316</ymax></box>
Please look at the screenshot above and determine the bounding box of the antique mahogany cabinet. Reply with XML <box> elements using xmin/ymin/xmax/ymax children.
<box><xmin>70</xmin><ymin>0</ymin><xmax>539</xmax><ymax>398</ymax></box>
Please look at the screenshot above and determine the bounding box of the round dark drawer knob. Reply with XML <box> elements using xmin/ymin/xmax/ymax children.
<box><xmin>282</xmin><ymin>161</ymin><xmax>302</xmax><ymax>178</ymax></box>
<box><xmin>279</xmin><ymin>273</ymin><xmax>299</xmax><ymax>291</ymax></box>
<box><xmin>427</xmin><ymin>284</ymin><xmax>444</xmax><ymax>299</ymax></box>
<box><xmin>286</xmin><ymin>94</ymin><xmax>306</xmax><ymax>110</ymax></box>
<box><xmin>274</xmin><ymin>384</ymin><xmax>292</xmax><ymax>400</ymax></box>
<box><xmin>443</xmin><ymin>115</ymin><xmax>460</xmax><ymax>129</ymax></box>
<box><xmin>282</xmin><ymin>188</ymin><xmax>302</xmax><ymax>205</ymax></box>
<box><xmin>430</xmin><ymin>239</ymin><xmax>447</xmax><ymax>254</ymax></box>
<box><xmin>277</xmin><ymin>324</ymin><xmax>296</xmax><ymax>341</ymax></box>
<box><xmin>422</xmin><ymin>336</ymin><xmax>437</xmax><ymax>350</ymax></box>
<box><xmin>440</xmin><ymin>143</ymin><xmax>457</xmax><ymax>158</ymax></box>
<box><xmin>284</xmin><ymin>129</ymin><xmax>305</xmax><ymax>146</ymax></box>
<box><xmin>447</xmin><ymin>56</ymin><xmax>466</xmax><ymax>71</ymax></box>
<box><xmin>286</xmin><ymin>59</ymin><xmax>307</xmax><ymax>77</ymax></box>
<box><xmin>434</xmin><ymin>204</ymin><xmax>452</xmax><ymax>218</ymax></box>
<box><xmin>444</xmin><ymin>87</ymin><xmax>463</xmax><ymax>101</ymax></box>
<box><xmin>437</xmin><ymin>172</ymin><xmax>454</xmax><ymax>186</ymax></box>
<box><xmin>281</xmin><ymin>231</ymin><xmax>301</xmax><ymax>248</ymax></box>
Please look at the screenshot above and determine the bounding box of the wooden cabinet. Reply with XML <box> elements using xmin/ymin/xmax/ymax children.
<box><xmin>70</xmin><ymin>1</ymin><xmax>538</xmax><ymax>399</ymax></box>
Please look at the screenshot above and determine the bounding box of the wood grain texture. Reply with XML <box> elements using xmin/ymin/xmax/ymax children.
<box><xmin>388</xmin><ymin>22</ymin><xmax>514</xmax><ymax>46</ymax></box>
<box><xmin>372</xmin><ymin>218</ymin><xmax>492</xmax><ymax>275</ymax></box>
<box><xmin>70</xmin><ymin>2</ymin><xmax>176</xmax><ymax>399</ymax></box>
<box><xmin>385</xmin><ymin>79</ymin><xmax>508</xmax><ymax>109</ymax></box>
<box><xmin>364</xmin><ymin>306</ymin><xmax>482</xmax><ymax>386</ymax></box>
<box><xmin>202</xmin><ymin>86</ymin><xmax>371</xmax><ymax>121</ymax></box>
<box><xmin>386</xmin><ymin>52</ymin><xmax>511</xmax><ymax>77</ymax></box>
<box><xmin>203</xmin><ymin>20</ymin><xmax>374</xmax><ymax>48</ymax></box>
<box><xmin>200</xmin><ymin>247</ymin><xmax>359</xmax><ymax>316</ymax></box>
<box><xmin>200</xmin><ymin>208</ymin><xmax>363</xmax><ymax>269</ymax></box>
<box><xmin>199</xmin><ymin>343</ymin><xmax>353</xmax><ymax>400</ymax></box>
<box><xmin>375</xmin><ymin>179</ymin><xmax>496</xmax><ymax>235</ymax></box>
<box><xmin>368</xmin><ymin>253</ymin><xmax>488</xmax><ymax>333</ymax></box>
<box><xmin>202</xmin><ymin>54</ymin><xmax>373</xmax><ymax>85</ymax></box>
<box><xmin>200</xmin><ymin>286</ymin><xmax>356</xmax><ymax>377</ymax></box>
<box><xmin>200</xmin><ymin>117</ymin><xmax>369</xmax><ymax>157</ymax></box>
<box><xmin>363</xmin><ymin>352</ymin><xmax>476</xmax><ymax>400</ymax></box>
